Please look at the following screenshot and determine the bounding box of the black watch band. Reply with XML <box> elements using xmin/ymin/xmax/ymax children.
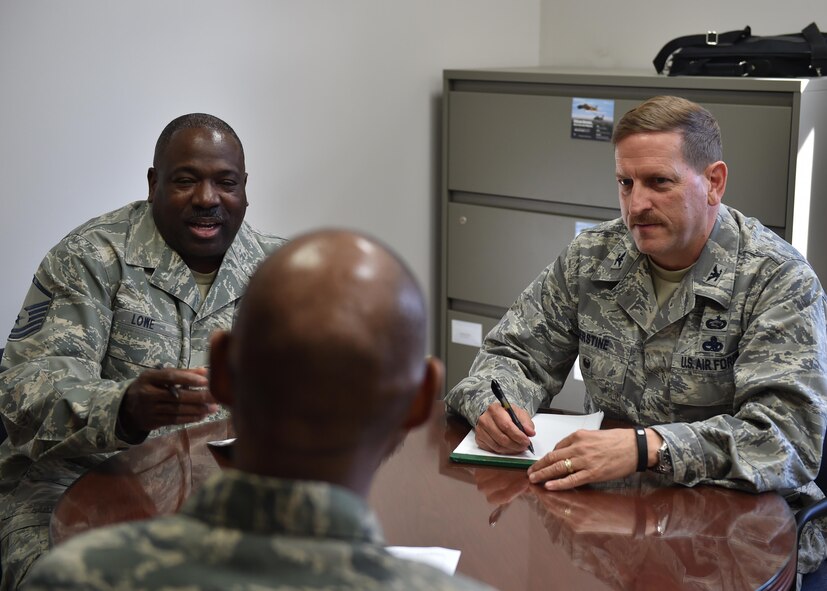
<box><xmin>634</xmin><ymin>426</ymin><xmax>648</xmax><ymax>472</ymax></box>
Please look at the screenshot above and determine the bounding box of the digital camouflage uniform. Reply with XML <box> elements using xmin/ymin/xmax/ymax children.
<box><xmin>0</xmin><ymin>201</ymin><xmax>286</xmax><ymax>589</ymax></box>
<box><xmin>445</xmin><ymin>205</ymin><xmax>827</xmax><ymax>572</ymax></box>
<box><xmin>24</xmin><ymin>469</ymin><xmax>493</xmax><ymax>591</ymax></box>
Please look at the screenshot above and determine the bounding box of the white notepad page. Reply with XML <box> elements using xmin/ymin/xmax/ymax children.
<box><xmin>453</xmin><ymin>411</ymin><xmax>604</xmax><ymax>461</ymax></box>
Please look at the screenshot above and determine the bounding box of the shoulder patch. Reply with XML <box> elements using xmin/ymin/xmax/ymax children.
<box><xmin>8</xmin><ymin>277</ymin><xmax>53</xmax><ymax>341</ymax></box>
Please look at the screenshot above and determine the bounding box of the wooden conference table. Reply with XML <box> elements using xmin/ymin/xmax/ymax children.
<box><xmin>51</xmin><ymin>402</ymin><xmax>797</xmax><ymax>591</ymax></box>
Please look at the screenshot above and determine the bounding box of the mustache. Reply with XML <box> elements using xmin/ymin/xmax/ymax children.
<box><xmin>187</xmin><ymin>207</ymin><xmax>224</xmax><ymax>223</ymax></box>
<box><xmin>628</xmin><ymin>214</ymin><xmax>661</xmax><ymax>226</ymax></box>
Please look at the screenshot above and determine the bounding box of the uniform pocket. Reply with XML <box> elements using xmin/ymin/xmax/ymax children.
<box><xmin>669</xmin><ymin>352</ymin><xmax>737</xmax><ymax>421</ymax></box>
<box><xmin>103</xmin><ymin>309</ymin><xmax>182</xmax><ymax>378</ymax></box>
<box><xmin>578</xmin><ymin>336</ymin><xmax>633</xmax><ymax>397</ymax></box>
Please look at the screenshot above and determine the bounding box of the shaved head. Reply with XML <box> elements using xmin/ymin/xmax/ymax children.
<box><xmin>210</xmin><ymin>229</ymin><xmax>441</xmax><ymax>494</ymax></box>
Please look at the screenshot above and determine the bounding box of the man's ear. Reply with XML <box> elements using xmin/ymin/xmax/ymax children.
<box><xmin>402</xmin><ymin>356</ymin><xmax>445</xmax><ymax>430</ymax></box>
<box><xmin>706</xmin><ymin>161</ymin><xmax>727</xmax><ymax>206</ymax></box>
<box><xmin>147</xmin><ymin>167</ymin><xmax>157</xmax><ymax>202</ymax></box>
<box><xmin>208</xmin><ymin>331</ymin><xmax>235</xmax><ymax>408</ymax></box>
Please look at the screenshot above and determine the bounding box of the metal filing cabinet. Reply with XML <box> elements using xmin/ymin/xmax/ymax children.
<box><xmin>440</xmin><ymin>67</ymin><xmax>827</xmax><ymax>411</ymax></box>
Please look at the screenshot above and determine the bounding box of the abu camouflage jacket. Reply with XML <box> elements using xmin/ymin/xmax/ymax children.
<box><xmin>0</xmin><ymin>200</ymin><xmax>285</xmax><ymax>528</ymax></box>
<box><xmin>25</xmin><ymin>470</ymin><xmax>493</xmax><ymax>590</ymax></box>
<box><xmin>446</xmin><ymin>205</ymin><xmax>827</xmax><ymax>570</ymax></box>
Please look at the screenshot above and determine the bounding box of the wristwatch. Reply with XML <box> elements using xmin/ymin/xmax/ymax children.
<box><xmin>652</xmin><ymin>439</ymin><xmax>673</xmax><ymax>475</ymax></box>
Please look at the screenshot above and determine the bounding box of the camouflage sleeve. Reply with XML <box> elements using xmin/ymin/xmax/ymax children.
<box><xmin>654</xmin><ymin>260</ymin><xmax>827</xmax><ymax>491</ymax></box>
<box><xmin>0</xmin><ymin>234</ymin><xmax>131</xmax><ymax>460</ymax></box>
<box><xmin>444</xmin><ymin>252</ymin><xmax>580</xmax><ymax>424</ymax></box>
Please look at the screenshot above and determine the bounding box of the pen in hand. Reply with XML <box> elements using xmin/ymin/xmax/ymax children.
<box><xmin>167</xmin><ymin>384</ymin><xmax>209</xmax><ymax>400</ymax></box>
<box><xmin>490</xmin><ymin>379</ymin><xmax>534</xmax><ymax>454</ymax></box>
<box><xmin>155</xmin><ymin>363</ymin><xmax>180</xmax><ymax>399</ymax></box>
<box><xmin>155</xmin><ymin>363</ymin><xmax>209</xmax><ymax>400</ymax></box>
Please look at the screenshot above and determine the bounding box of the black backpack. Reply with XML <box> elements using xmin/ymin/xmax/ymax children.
<box><xmin>654</xmin><ymin>22</ymin><xmax>827</xmax><ymax>77</ymax></box>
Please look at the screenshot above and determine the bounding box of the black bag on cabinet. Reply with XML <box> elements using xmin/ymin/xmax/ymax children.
<box><xmin>654</xmin><ymin>22</ymin><xmax>827</xmax><ymax>77</ymax></box>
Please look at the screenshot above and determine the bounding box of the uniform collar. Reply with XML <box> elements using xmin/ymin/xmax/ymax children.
<box><xmin>123</xmin><ymin>201</ymin><xmax>264</xmax><ymax>314</ymax></box>
<box><xmin>182</xmin><ymin>469</ymin><xmax>386</xmax><ymax>543</ymax></box>
<box><xmin>124</xmin><ymin>201</ymin><xmax>169</xmax><ymax>269</ymax></box>
<box><xmin>591</xmin><ymin>229</ymin><xmax>642</xmax><ymax>283</ymax></box>
<box><xmin>590</xmin><ymin>208</ymin><xmax>737</xmax><ymax>333</ymax></box>
<box><xmin>688</xmin><ymin>206</ymin><xmax>737</xmax><ymax>309</ymax></box>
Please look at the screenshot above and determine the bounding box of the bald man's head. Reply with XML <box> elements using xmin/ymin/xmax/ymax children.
<box><xmin>209</xmin><ymin>229</ymin><xmax>442</xmax><ymax>493</ymax></box>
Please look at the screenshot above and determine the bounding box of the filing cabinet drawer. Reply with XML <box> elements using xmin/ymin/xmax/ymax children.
<box><xmin>447</xmin><ymin>202</ymin><xmax>602</xmax><ymax>309</ymax></box>
<box><xmin>448</xmin><ymin>90</ymin><xmax>791</xmax><ymax>227</ymax></box>
<box><xmin>448</xmin><ymin>91</ymin><xmax>618</xmax><ymax>209</ymax></box>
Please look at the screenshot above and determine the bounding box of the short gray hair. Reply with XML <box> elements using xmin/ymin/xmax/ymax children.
<box><xmin>612</xmin><ymin>95</ymin><xmax>722</xmax><ymax>172</ymax></box>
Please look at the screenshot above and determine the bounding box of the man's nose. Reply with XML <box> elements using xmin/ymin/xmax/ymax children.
<box><xmin>626</xmin><ymin>185</ymin><xmax>652</xmax><ymax>215</ymax></box>
<box><xmin>192</xmin><ymin>181</ymin><xmax>220</xmax><ymax>208</ymax></box>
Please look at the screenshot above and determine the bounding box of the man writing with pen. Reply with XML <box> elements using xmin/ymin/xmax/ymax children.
<box><xmin>490</xmin><ymin>379</ymin><xmax>533</xmax><ymax>454</ymax></box>
<box><xmin>444</xmin><ymin>95</ymin><xmax>827</xmax><ymax>575</ymax></box>
<box><xmin>0</xmin><ymin>113</ymin><xmax>286</xmax><ymax>590</ymax></box>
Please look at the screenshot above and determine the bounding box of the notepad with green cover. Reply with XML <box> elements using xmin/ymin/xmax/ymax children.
<box><xmin>450</xmin><ymin>411</ymin><xmax>604</xmax><ymax>468</ymax></box>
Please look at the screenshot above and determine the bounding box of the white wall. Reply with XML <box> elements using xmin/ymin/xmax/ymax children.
<box><xmin>0</xmin><ymin>1</ymin><xmax>540</xmax><ymax>348</ymax></box>
<box><xmin>540</xmin><ymin>0</ymin><xmax>827</xmax><ymax>69</ymax></box>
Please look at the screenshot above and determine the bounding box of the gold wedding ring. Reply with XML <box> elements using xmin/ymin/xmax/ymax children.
<box><xmin>564</xmin><ymin>458</ymin><xmax>574</xmax><ymax>475</ymax></box>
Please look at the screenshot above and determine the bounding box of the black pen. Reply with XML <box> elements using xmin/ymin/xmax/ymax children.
<box><xmin>490</xmin><ymin>379</ymin><xmax>534</xmax><ymax>454</ymax></box>
<box><xmin>488</xmin><ymin>503</ymin><xmax>508</xmax><ymax>527</ymax></box>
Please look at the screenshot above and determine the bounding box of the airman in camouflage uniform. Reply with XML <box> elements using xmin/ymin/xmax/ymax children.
<box><xmin>0</xmin><ymin>114</ymin><xmax>286</xmax><ymax>590</ymax></box>
<box><xmin>25</xmin><ymin>230</ymin><xmax>493</xmax><ymax>590</ymax></box>
<box><xmin>24</xmin><ymin>469</ymin><xmax>491</xmax><ymax>591</ymax></box>
<box><xmin>445</xmin><ymin>96</ymin><xmax>827</xmax><ymax>574</ymax></box>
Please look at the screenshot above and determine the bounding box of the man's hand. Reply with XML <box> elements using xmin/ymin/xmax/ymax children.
<box><xmin>475</xmin><ymin>402</ymin><xmax>536</xmax><ymax>454</ymax></box>
<box><xmin>474</xmin><ymin>466</ymin><xmax>530</xmax><ymax>506</ymax></box>
<box><xmin>528</xmin><ymin>485</ymin><xmax>644</xmax><ymax>535</ymax></box>
<box><xmin>527</xmin><ymin>427</ymin><xmax>661</xmax><ymax>490</ymax></box>
<box><xmin>474</xmin><ymin>468</ymin><xmax>530</xmax><ymax>527</ymax></box>
<box><xmin>118</xmin><ymin>367</ymin><xmax>219</xmax><ymax>437</ymax></box>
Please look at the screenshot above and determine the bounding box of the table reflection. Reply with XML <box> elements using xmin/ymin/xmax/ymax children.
<box><xmin>51</xmin><ymin>419</ymin><xmax>233</xmax><ymax>544</ymax></box>
<box><xmin>52</xmin><ymin>403</ymin><xmax>795</xmax><ymax>591</ymax></box>
<box><xmin>370</xmin><ymin>404</ymin><xmax>796</xmax><ymax>591</ymax></box>
<box><xmin>523</xmin><ymin>480</ymin><xmax>794</xmax><ymax>590</ymax></box>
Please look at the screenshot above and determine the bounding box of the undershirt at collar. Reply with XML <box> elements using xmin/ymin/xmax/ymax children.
<box><xmin>191</xmin><ymin>268</ymin><xmax>218</xmax><ymax>304</ymax></box>
<box><xmin>649</xmin><ymin>258</ymin><xmax>693</xmax><ymax>308</ymax></box>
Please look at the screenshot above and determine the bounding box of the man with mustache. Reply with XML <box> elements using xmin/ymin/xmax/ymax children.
<box><xmin>445</xmin><ymin>95</ymin><xmax>827</xmax><ymax>575</ymax></box>
<box><xmin>0</xmin><ymin>113</ymin><xmax>285</xmax><ymax>589</ymax></box>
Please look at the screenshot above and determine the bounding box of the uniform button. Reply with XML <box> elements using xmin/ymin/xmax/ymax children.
<box><xmin>96</xmin><ymin>433</ymin><xmax>106</xmax><ymax>446</ymax></box>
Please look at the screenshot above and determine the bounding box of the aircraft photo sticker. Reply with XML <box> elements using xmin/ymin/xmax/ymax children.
<box><xmin>571</xmin><ymin>97</ymin><xmax>615</xmax><ymax>141</ymax></box>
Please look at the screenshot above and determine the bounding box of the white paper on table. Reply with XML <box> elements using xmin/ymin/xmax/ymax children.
<box><xmin>386</xmin><ymin>546</ymin><xmax>462</xmax><ymax>575</ymax></box>
<box><xmin>452</xmin><ymin>411</ymin><xmax>604</xmax><ymax>462</ymax></box>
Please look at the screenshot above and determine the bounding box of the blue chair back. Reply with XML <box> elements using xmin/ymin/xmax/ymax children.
<box><xmin>817</xmin><ymin>428</ymin><xmax>827</xmax><ymax>495</ymax></box>
<box><xmin>800</xmin><ymin>425</ymin><xmax>827</xmax><ymax>589</ymax></box>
